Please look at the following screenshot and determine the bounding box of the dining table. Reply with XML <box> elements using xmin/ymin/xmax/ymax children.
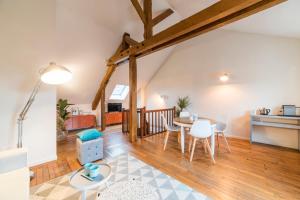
<box><xmin>173</xmin><ymin>117</ymin><xmax>216</xmax><ymax>156</ymax></box>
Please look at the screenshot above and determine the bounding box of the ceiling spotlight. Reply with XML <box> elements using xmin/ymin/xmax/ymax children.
<box><xmin>220</xmin><ymin>73</ymin><xmax>229</xmax><ymax>82</ymax></box>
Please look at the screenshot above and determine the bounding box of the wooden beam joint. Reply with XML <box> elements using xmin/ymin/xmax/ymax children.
<box><xmin>124</xmin><ymin>34</ymin><xmax>139</xmax><ymax>46</ymax></box>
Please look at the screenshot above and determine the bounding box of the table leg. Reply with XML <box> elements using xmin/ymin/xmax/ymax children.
<box><xmin>211</xmin><ymin>128</ymin><xmax>215</xmax><ymax>156</ymax></box>
<box><xmin>81</xmin><ymin>190</ymin><xmax>86</xmax><ymax>200</ymax></box>
<box><xmin>181</xmin><ymin>126</ymin><xmax>185</xmax><ymax>153</ymax></box>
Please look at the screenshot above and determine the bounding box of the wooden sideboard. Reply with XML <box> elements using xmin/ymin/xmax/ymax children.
<box><xmin>105</xmin><ymin>112</ymin><xmax>122</xmax><ymax>126</ymax></box>
<box><xmin>65</xmin><ymin>115</ymin><xmax>96</xmax><ymax>131</ymax></box>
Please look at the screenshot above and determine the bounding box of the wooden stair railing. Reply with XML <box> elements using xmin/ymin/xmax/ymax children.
<box><xmin>122</xmin><ymin>107</ymin><xmax>176</xmax><ymax>138</ymax></box>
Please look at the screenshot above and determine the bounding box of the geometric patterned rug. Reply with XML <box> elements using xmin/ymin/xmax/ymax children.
<box><xmin>30</xmin><ymin>154</ymin><xmax>211</xmax><ymax>200</ymax></box>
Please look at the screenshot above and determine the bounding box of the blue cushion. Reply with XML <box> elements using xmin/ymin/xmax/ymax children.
<box><xmin>77</xmin><ymin>129</ymin><xmax>103</xmax><ymax>141</ymax></box>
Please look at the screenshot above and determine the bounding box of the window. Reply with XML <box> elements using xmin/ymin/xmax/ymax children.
<box><xmin>109</xmin><ymin>84</ymin><xmax>129</xmax><ymax>100</ymax></box>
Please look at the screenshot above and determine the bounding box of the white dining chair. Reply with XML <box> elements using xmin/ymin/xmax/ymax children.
<box><xmin>215</xmin><ymin>122</ymin><xmax>231</xmax><ymax>152</ymax></box>
<box><xmin>161</xmin><ymin>112</ymin><xmax>180</xmax><ymax>151</ymax></box>
<box><xmin>180</xmin><ymin>111</ymin><xmax>190</xmax><ymax>118</ymax></box>
<box><xmin>188</xmin><ymin>120</ymin><xmax>215</xmax><ymax>163</ymax></box>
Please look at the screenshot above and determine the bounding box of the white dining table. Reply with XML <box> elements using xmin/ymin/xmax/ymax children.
<box><xmin>173</xmin><ymin>117</ymin><xmax>216</xmax><ymax>156</ymax></box>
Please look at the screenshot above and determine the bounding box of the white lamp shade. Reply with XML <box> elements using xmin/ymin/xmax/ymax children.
<box><xmin>40</xmin><ymin>62</ymin><xmax>72</xmax><ymax>85</ymax></box>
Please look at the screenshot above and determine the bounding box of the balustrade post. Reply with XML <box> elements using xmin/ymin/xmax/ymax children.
<box><xmin>140</xmin><ymin>107</ymin><xmax>146</xmax><ymax>138</ymax></box>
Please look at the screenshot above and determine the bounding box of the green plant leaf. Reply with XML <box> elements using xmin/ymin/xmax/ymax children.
<box><xmin>176</xmin><ymin>96</ymin><xmax>191</xmax><ymax>112</ymax></box>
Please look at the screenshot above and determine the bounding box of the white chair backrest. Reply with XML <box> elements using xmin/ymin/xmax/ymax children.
<box><xmin>180</xmin><ymin>111</ymin><xmax>190</xmax><ymax>118</ymax></box>
<box><xmin>216</xmin><ymin>121</ymin><xmax>226</xmax><ymax>132</ymax></box>
<box><xmin>190</xmin><ymin>120</ymin><xmax>212</xmax><ymax>138</ymax></box>
<box><xmin>160</xmin><ymin>112</ymin><xmax>169</xmax><ymax>130</ymax></box>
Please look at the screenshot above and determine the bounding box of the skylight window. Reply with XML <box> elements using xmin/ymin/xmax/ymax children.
<box><xmin>109</xmin><ymin>84</ymin><xmax>129</xmax><ymax>100</ymax></box>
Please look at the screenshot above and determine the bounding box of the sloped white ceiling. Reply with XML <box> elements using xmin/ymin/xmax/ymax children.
<box><xmin>224</xmin><ymin>0</ymin><xmax>300</xmax><ymax>39</ymax></box>
<box><xmin>56</xmin><ymin>0</ymin><xmax>300</xmax><ymax>105</ymax></box>
<box><xmin>166</xmin><ymin>0</ymin><xmax>219</xmax><ymax>18</ymax></box>
<box><xmin>56</xmin><ymin>0</ymin><xmax>182</xmax><ymax>104</ymax></box>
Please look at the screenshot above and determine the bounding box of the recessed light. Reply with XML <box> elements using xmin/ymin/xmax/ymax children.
<box><xmin>220</xmin><ymin>73</ymin><xmax>229</xmax><ymax>82</ymax></box>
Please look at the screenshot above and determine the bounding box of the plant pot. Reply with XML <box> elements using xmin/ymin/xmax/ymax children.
<box><xmin>57</xmin><ymin>130</ymin><xmax>67</xmax><ymax>141</ymax></box>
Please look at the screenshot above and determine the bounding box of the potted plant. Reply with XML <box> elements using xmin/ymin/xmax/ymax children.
<box><xmin>176</xmin><ymin>96</ymin><xmax>191</xmax><ymax>116</ymax></box>
<box><xmin>57</xmin><ymin>99</ymin><xmax>73</xmax><ymax>140</ymax></box>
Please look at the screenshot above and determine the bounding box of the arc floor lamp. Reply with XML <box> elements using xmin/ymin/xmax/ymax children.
<box><xmin>17</xmin><ymin>62</ymin><xmax>72</xmax><ymax>178</ymax></box>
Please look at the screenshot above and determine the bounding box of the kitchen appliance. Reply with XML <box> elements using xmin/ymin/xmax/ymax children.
<box><xmin>282</xmin><ymin>105</ymin><xmax>300</xmax><ymax>116</ymax></box>
<box><xmin>258</xmin><ymin>108</ymin><xmax>271</xmax><ymax>115</ymax></box>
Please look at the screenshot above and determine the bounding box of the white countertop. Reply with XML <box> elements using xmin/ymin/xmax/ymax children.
<box><xmin>251</xmin><ymin>114</ymin><xmax>300</xmax><ymax>120</ymax></box>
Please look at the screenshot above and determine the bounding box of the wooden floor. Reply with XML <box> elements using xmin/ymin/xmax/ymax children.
<box><xmin>30</xmin><ymin>127</ymin><xmax>300</xmax><ymax>200</ymax></box>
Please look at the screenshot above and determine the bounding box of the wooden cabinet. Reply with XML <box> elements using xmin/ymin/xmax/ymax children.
<box><xmin>105</xmin><ymin>112</ymin><xmax>122</xmax><ymax>126</ymax></box>
<box><xmin>65</xmin><ymin>115</ymin><xmax>96</xmax><ymax>131</ymax></box>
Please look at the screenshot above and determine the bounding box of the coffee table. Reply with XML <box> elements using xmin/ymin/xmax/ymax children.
<box><xmin>69</xmin><ymin>163</ymin><xmax>112</xmax><ymax>200</ymax></box>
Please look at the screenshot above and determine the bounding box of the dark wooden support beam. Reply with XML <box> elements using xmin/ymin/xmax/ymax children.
<box><xmin>129</xmin><ymin>55</ymin><xmax>137</xmax><ymax>142</ymax></box>
<box><xmin>153</xmin><ymin>9</ymin><xmax>174</xmax><ymax>26</ymax></box>
<box><xmin>131</xmin><ymin>0</ymin><xmax>146</xmax><ymax>24</ymax></box>
<box><xmin>143</xmin><ymin>0</ymin><xmax>153</xmax><ymax>39</ymax></box>
<box><xmin>101</xmin><ymin>89</ymin><xmax>106</xmax><ymax>131</ymax></box>
<box><xmin>122</xmin><ymin>33</ymin><xmax>130</xmax><ymax>50</ymax></box>
<box><xmin>92</xmin><ymin>64</ymin><xmax>116</xmax><ymax>110</ymax></box>
<box><xmin>108</xmin><ymin>0</ymin><xmax>286</xmax><ymax>65</ymax></box>
<box><xmin>124</xmin><ymin>35</ymin><xmax>139</xmax><ymax>46</ymax></box>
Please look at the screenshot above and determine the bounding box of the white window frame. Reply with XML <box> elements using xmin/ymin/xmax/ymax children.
<box><xmin>109</xmin><ymin>84</ymin><xmax>129</xmax><ymax>100</ymax></box>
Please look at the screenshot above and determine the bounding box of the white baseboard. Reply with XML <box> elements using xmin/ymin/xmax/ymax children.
<box><xmin>29</xmin><ymin>155</ymin><xmax>57</xmax><ymax>167</ymax></box>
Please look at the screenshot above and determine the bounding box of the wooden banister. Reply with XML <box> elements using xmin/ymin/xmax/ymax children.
<box><xmin>122</xmin><ymin>107</ymin><xmax>175</xmax><ymax>138</ymax></box>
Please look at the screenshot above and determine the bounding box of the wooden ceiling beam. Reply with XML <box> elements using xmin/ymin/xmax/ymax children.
<box><xmin>92</xmin><ymin>0</ymin><xmax>285</xmax><ymax>110</ymax></box>
<box><xmin>131</xmin><ymin>0</ymin><xmax>146</xmax><ymax>24</ymax></box>
<box><xmin>108</xmin><ymin>0</ymin><xmax>285</xmax><ymax>65</ymax></box>
<box><xmin>124</xmin><ymin>35</ymin><xmax>139</xmax><ymax>46</ymax></box>
<box><xmin>92</xmin><ymin>64</ymin><xmax>116</xmax><ymax>110</ymax></box>
<box><xmin>136</xmin><ymin>0</ymin><xmax>287</xmax><ymax>60</ymax></box>
<box><xmin>153</xmin><ymin>9</ymin><xmax>174</xmax><ymax>26</ymax></box>
<box><xmin>143</xmin><ymin>0</ymin><xmax>153</xmax><ymax>39</ymax></box>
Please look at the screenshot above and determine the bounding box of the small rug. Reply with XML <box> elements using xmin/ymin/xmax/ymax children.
<box><xmin>30</xmin><ymin>154</ymin><xmax>210</xmax><ymax>200</ymax></box>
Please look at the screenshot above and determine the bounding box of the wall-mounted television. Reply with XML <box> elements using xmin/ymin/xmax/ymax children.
<box><xmin>107</xmin><ymin>103</ymin><xmax>122</xmax><ymax>112</ymax></box>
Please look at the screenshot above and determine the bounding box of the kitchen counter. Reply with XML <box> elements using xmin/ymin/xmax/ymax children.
<box><xmin>250</xmin><ymin>114</ymin><xmax>300</xmax><ymax>151</ymax></box>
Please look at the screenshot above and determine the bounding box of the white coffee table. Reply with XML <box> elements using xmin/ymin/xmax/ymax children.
<box><xmin>69</xmin><ymin>163</ymin><xmax>112</xmax><ymax>200</ymax></box>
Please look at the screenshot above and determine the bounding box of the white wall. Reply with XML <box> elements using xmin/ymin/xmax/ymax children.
<box><xmin>145</xmin><ymin>30</ymin><xmax>300</xmax><ymax>147</ymax></box>
<box><xmin>0</xmin><ymin>0</ymin><xmax>57</xmax><ymax>166</ymax></box>
<box><xmin>68</xmin><ymin>104</ymin><xmax>97</xmax><ymax>115</ymax></box>
<box><xmin>22</xmin><ymin>86</ymin><xmax>57</xmax><ymax>166</ymax></box>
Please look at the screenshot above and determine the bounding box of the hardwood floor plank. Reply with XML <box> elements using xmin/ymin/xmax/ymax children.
<box><xmin>30</xmin><ymin>128</ymin><xmax>300</xmax><ymax>200</ymax></box>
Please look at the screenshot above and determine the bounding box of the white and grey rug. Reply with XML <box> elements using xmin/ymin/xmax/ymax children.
<box><xmin>30</xmin><ymin>154</ymin><xmax>210</xmax><ymax>200</ymax></box>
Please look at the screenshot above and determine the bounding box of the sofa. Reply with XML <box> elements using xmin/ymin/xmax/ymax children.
<box><xmin>0</xmin><ymin>148</ymin><xmax>29</xmax><ymax>200</ymax></box>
